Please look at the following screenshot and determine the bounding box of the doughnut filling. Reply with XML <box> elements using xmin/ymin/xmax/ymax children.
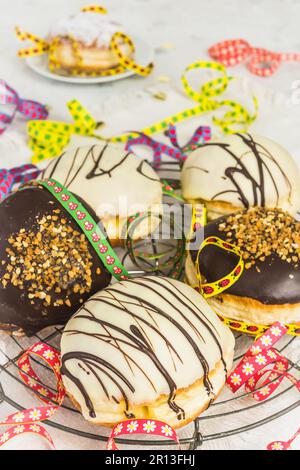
<box><xmin>60</xmin><ymin>277</ymin><xmax>234</xmax><ymax>428</ymax></box>
<box><xmin>0</xmin><ymin>185</ymin><xmax>111</xmax><ymax>336</ymax></box>
<box><xmin>186</xmin><ymin>207</ymin><xmax>300</xmax><ymax>325</ymax></box>
<box><xmin>42</xmin><ymin>143</ymin><xmax>163</xmax><ymax>244</ymax></box>
<box><xmin>181</xmin><ymin>133</ymin><xmax>300</xmax><ymax>219</ymax></box>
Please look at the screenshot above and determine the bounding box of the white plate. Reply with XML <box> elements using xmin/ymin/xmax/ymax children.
<box><xmin>25</xmin><ymin>35</ymin><xmax>153</xmax><ymax>84</ymax></box>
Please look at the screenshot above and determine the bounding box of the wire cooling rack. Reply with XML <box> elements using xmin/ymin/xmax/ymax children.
<box><xmin>0</xmin><ymin>161</ymin><xmax>299</xmax><ymax>449</ymax></box>
<box><xmin>0</xmin><ymin>327</ymin><xmax>299</xmax><ymax>449</ymax></box>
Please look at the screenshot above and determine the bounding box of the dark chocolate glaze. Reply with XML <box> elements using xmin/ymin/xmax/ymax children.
<box><xmin>0</xmin><ymin>186</ymin><xmax>112</xmax><ymax>336</ymax></box>
<box><xmin>199</xmin><ymin>133</ymin><xmax>292</xmax><ymax>209</ymax></box>
<box><xmin>191</xmin><ymin>214</ymin><xmax>300</xmax><ymax>305</ymax></box>
<box><xmin>61</xmin><ymin>277</ymin><xmax>226</xmax><ymax>421</ymax></box>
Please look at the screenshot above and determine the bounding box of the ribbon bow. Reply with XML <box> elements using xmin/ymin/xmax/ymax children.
<box><xmin>0</xmin><ymin>164</ymin><xmax>41</xmax><ymax>201</ymax></box>
<box><xmin>209</xmin><ymin>39</ymin><xmax>300</xmax><ymax>77</ymax></box>
<box><xmin>27</xmin><ymin>99</ymin><xmax>101</xmax><ymax>163</ymax></box>
<box><xmin>0</xmin><ymin>80</ymin><xmax>48</xmax><ymax>134</ymax></box>
<box><xmin>227</xmin><ymin>322</ymin><xmax>300</xmax><ymax>401</ymax></box>
<box><xmin>110</xmin><ymin>61</ymin><xmax>258</xmax><ymax>143</ymax></box>
<box><xmin>125</xmin><ymin>124</ymin><xmax>211</xmax><ymax>167</ymax></box>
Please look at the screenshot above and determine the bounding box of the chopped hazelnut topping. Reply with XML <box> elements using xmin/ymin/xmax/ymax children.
<box><xmin>2</xmin><ymin>210</ymin><xmax>94</xmax><ymax>307</ymax></box>
<box><xmin>218</xmin><ymin>207</ymin><xmax>300</xmax><ymax>269</ymax></box>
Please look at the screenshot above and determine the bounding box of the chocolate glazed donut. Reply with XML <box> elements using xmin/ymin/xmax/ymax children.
<box><xmin>0</xmin><ymin>184</ymin><xmax>112</xmax><ymax>336</ymax></box>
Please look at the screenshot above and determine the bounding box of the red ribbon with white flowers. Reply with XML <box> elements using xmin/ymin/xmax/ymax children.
<box><xmin>107</xmin><ymin>419</ymin><xmax>180</xmax><ymax>450</ymax></box>
<box><xmin>0</xmin><ymin>342</ymin><xmax>64</xmax><ymax>448</ymax></box>
<box><xmin>1</xmin><ymin>323</ymin><xmax>299</xmax><ymax>448</ymax></box>
<box><xmin>208</xmin><ymin>39</ymin><xmax>300</xmax><ymax>77</ymax></box>
<box><xmin>227</xmin><ymin>322</ymin><xmax>300</xmax><ymax>401</ymax></box>
<box><xmin>0</xmin><ymin>342</ymin><xmax>178</xmax><ymax>449</ymax></box>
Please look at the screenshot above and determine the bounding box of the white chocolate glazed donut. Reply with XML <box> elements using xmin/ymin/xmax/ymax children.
<box><xmin>181</xmin><ymin>133</ymin><xmax>300</xmax><ymax>219</ymax></box>
<box><xmin>60</xmin><ymin>276</ymin><xmax>235</xmax><ymax>428</ymax></box>
<box><xmin>42</xmin><ymin>143</ymin><xmax>163</xmax><ymax>244</ymax></box>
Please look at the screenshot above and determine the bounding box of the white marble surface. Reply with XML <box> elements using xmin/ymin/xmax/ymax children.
<box><xmin>0</xmin><ymin>0</ymin><xmax>300</xmax><ymax>451</ymax></box>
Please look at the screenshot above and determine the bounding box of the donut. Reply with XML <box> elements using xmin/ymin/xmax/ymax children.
<box><xmin>42</xmin><ymin>143</ymin><xmax>163</xmax><ymax>245</ymax></box>
<box><xmin>60</xmin><ymin>276</ymin><xmax>235</xmax><ymax>429</ymax></box>
<box><xmin>185</xmin><ymin>207</ymin><xmax>300</xmax><ymax>326</ymax></box>
<box><xmin>48</xmin><ymin>12</ymin><xmax>131</xmax><ymax>75</ymax></box>
<box><xmin>181</xmin><ymin>133</ymin><xmax>300</xmax><ymax>219</ymax></box>
<box><xmin>0</xmin><ymin>184</ymin><xmax>111</xmax><ymax>336</ymax></box>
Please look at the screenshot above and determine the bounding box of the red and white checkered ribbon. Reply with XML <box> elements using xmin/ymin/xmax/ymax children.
<box><xmin>227</xmin><ymin>322</ymin><xmax>300</xmax><ymax>401</ymax></box>
<box><xmin>208</xmin><ymin>39</ymin><xmax>300</xmax><ymax>77</ymax></box>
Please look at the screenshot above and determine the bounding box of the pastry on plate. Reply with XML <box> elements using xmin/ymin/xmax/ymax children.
<box><xmin>181</xmin><ymin>133</ymin><xmax>300</xmax><ymax>219</ymax></box>
<box><xmin>186</xmin><ymin>207</ymin><xmax>300</xmax><ymax>326</ymax></box>
<box><xmin>48</xmin><ymin>12</ymin><xmax>131</xmax><ymax>75</ymax></box>
<box><xmin>42</xmin><ymin>143</ymin><xmax>163</xmax><ymax>245</ymax></box>
<box><xmin>60</xmin><ymin>276</ymin><xmax>235</xmax><ymax>428</ymax></box>
<box><xmin>0</xmin><ymin>184</ymin><xmax>111</xmax><ymax>336</ymax></box>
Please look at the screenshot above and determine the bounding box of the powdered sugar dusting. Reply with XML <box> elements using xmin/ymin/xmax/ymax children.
<box><xmin>48</xmin><ymin>12</ymin><xmax>124</xmax><ymax>47</ymax></box>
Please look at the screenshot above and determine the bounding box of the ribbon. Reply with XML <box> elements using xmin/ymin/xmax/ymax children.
<box><xmin>16</xmin><ymin>19</ymin><xmax>153</xmax><ymax>78</ymax></box>
<box><xmin>0</xmin><ymin>164</ymin><xmax>40</xmax><ymax>201</ymax></box>
<box><xmin>107</xmin><ymin>419</ymin><xmax>180</xmax><ymax>450</ymax></box>
<box><xmin>0</xmin><ymin>341</ymin><xmax>179</xmax><ymax>449</ymax></box>
<box><xmin>27</xmin><ymin>99</ymin><xmax>100</xmax><ymax>163</ymax></box>
<box><xmin>35</xmin><ymin>179</ymin><xmax>130</xmax><ymax>281</ymax></box>
<box><xmin>26</xmin><ymin>61</ymin><xmax>257</xmax><ymax>162</ymax></box>
<box><xmin>267</xmin><ymin>427</ymin><xmax>300</xmax><ymax>450</ymax></box>
<box><xmin>189</xmin><ymin>204</ymin><xmax>300</xmax><ymax>337</ymax></box>
<box><xmin>227</xmin><ymin>322</ymin><xmax>300</xmax><ymax>401</ymax></box>
<box><xmin>195</xmin><ymin>236</ymin><xmax>244</xmax><ymax>298</ymax></box>
<box><xmin>0</xmin><ymin>342</ymin><xmax>64</xmax><ymax>448</ymax></box>
<box><xmin>81</xmin><ymin>5</ymin><xmax>107</xmax><ymax>13</ymax></box>
<box><xmin>209</xmin><ymin>39</ymin><xmax>300</xmax><ymax>77</ymax></box>
<box><xmin>0</xmin><ymin>80</ymin><xmax>48</xmax><ymax>134</ymax></box>
<box><xmin>125</xmin><ymin>124</ymin><xmax>211</xmax><ymax>167</ymax></box>
<box><xmin>110</xmin><ymin>61</ymin><xmax>258</xmax><ymax>143</ymax></box>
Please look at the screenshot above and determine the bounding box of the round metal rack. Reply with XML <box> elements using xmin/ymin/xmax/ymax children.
<box><xmin>0</xmin><ymin>161</ymin><xmax>299</xmax><ymax>449</ymax></box>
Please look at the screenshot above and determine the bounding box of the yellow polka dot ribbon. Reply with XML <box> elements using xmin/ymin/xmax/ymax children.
<box><xmin>109</xmin><ymin>61</ymin><xmax>258</xmax><ymax>143</ymax></box>
<box><xmin>189</xmin><ymin>204</ymin><xmax>300</xmax><ymax>337</ymax></box>
<box><xmin>196</xmin><ymin>236</ymin><xmax>244</xmax><ymax>298</ymax></box>
<box><xmin>81</xmin><ymin>5</ymin><xmax>107</xmax><ymax>13</ymax></box>
<box><xmin>15</xmin><ymin>26</ymin><xmax>153</xmax><ymax>78</ymax></box>
<box><xmin>27</xmin><ymin>100</ymin><xmax>99</xmax><ymax>163</ymax></box>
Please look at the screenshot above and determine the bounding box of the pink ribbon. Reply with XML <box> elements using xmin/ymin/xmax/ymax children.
<box><xmin>0</xmin><ymin>164</ymin><xmax>41</xmax><ymax>201</ymax></box>
<box><xmin>227</xmin><ymin>322</ymin><xmax>300</xmax><ymax>401</ymax></box>
<box><xmin>0</xmin><ymin>80</ymin><xmax>48</xmax><ymax>134</ymax></box>
<box><xmin>125</xmin><ymin>124</ymin><xmax>211</xmax><ymax>166</ymax></box>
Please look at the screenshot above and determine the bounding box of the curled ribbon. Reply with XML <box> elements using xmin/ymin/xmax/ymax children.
<box><xmin>15</xmin><ymin>15</ymin><xmax>153</xmax><ymax>78</ymax></box>
<box><xmin>0</xmin><ymin>164</ymin><xmax>40</xmax><ymax>201</ymax></box>
<box><xmin>108</xmin><ymin>419</ymin><xmax>180</xmax><ymax>450</ymax></box>
<box><xmin>267</xmin><ymin>427</ymin><xmax>300</xmax><ymax>450</ymax></box>
<box><xmin>0</xmin><ymin>341</ymin><xmax>178</xmax><ymax>449</ymax></box>
<box><xmin>27</xmin><ymin>99</ymin><xmax>100</xmax><ymax>163</ymax></box>
<box><xmin>0</xmin><ymin>80</ymin><xmax>48</xmax><ymax>134</ymax></box>
<box><xmin>110</xmin><ymin>61</ymin><xmax>258</xmax><ymax>143</ymax></box>
<box><xmin>190</xmin><ymin>205</ymin><xmax>300</xmax><ymax>337</ymax></box>
<box><xmin>0</xmin><ymin>342</ymin><xmax>64</xmax><ymax>448</ymax></box>
<box><xmin>196</xmin><ymin>236</ymin><xmax>244</xmax><ymax>298</ymax></box>
<box><xmin>125</xmin><ymin>124</ymin><xmax>211</xmax><ymax>167</ymax></box>
<box><xmin>227</xmin><ymin>322</ymin><xmax>300</xmax><ymax>401</ymax></box>
<box><xmin>209</xmin><ymin>39</ymin><xmax>300</xmax><ymax>77</ymax></box>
